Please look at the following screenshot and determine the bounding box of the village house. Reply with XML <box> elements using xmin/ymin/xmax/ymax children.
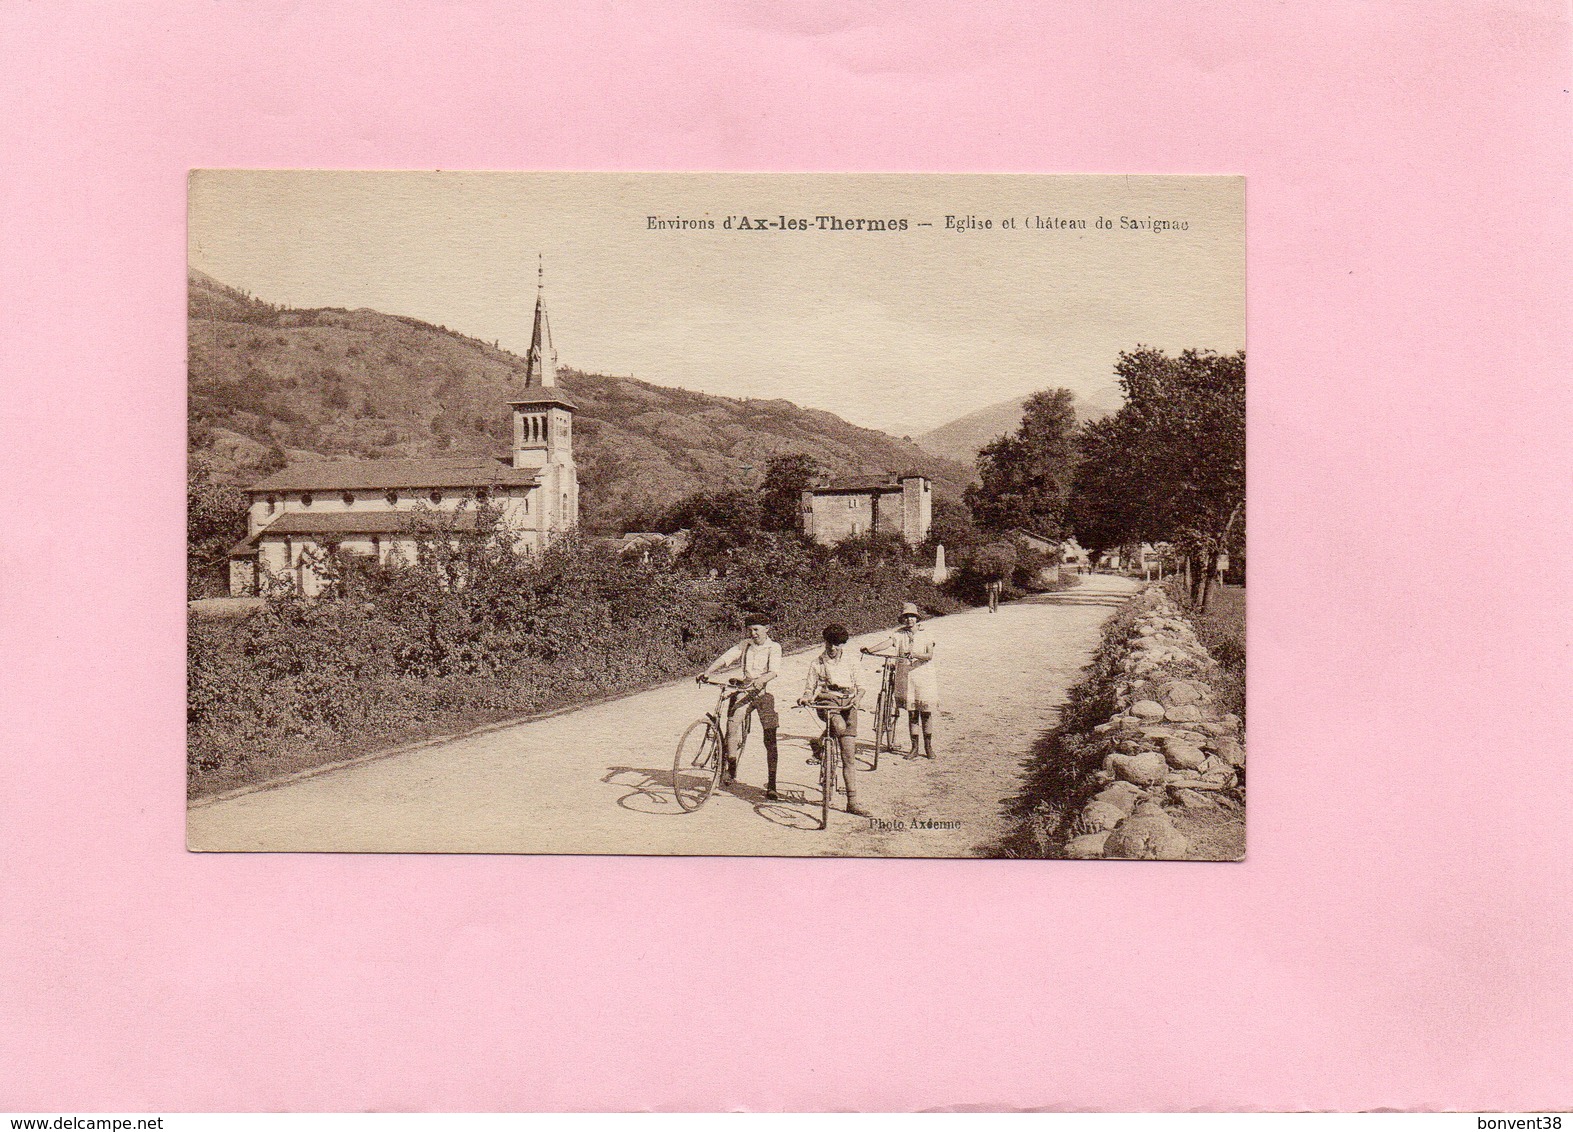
<box><xmin>227</xmin><ymin>266</ymin><xmax>579</xmax><ymax>597</ymax></box>
<box><xmin>799</xmin><ymin>474</ymin><xmax>932</xmax><ymax>547</ymax></box>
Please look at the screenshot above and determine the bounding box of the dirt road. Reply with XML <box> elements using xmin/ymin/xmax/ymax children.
<box><xmin>187</xmin><ymin>575</ymin><xmax>1137</xmax><ymax>856</ymax></box>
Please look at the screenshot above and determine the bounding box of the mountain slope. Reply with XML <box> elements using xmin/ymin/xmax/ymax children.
<box><xmin>916</xmin><ymin>386</ymin><xmax>1124</xmax><ymax>468</ymax></box>
<box><xmin>188</xmin><ymin>272</ymin><xmax>973</xmax><ymax>531</ymax></box>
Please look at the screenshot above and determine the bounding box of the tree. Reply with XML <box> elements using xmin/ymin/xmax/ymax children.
<box><xmin>1069</xmin><ymin>347</ymin><xmax>1244</xmax><ymax>609</ymax></box>
<box><xmin>964</xmin><ymin>389</ymin><xmax>1078</xmax><ymax>538</ymax></box>
<box><xmin>187</xmin><ymin>453</ymin><xmax>250</xmax><ymax>598</ymax></box>
<box><xmin>923</xmin><ymin>494</ymin><xmax>981</xmax><ymax>558</ymax></box>
<box><xmin>758</xmin><ymin>453</ymin><xmax>821</xmax><ymax>532</ymax></box>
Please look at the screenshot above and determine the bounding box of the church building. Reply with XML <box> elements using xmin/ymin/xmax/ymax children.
<box><xmin>227</xmin><ymin>265</ymin><xmax>579</xmax><ymax>597</ymax></box>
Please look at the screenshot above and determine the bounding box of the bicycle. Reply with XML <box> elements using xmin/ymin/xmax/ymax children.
<box><xmin>802</xmin><ymin>693</ymin><xmax>858</xmax><ymax>830</ymax></box>
<box><xmin>865</xmin><ymin>654</ymin><xmax>905</xmax><ymax>769</ymax></box>
<box><xmin>672</xmin><ymin>677</ymin><xmax>754</xmax><ymax>813</ymax></box>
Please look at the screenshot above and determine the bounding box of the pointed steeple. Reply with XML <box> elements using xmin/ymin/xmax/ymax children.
<box><xmin>524</xmin><ymin>254</ymin><xmax>557</xmax><ymax>388</ymax></box>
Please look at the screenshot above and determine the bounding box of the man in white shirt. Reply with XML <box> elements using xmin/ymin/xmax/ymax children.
<box><xmin>701</xmin><ymin>614</ymin><xmax>783</xmax><ymax>799</ymax></box>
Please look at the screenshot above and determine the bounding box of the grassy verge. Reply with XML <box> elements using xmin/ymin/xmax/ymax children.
<box><xmin>1165</xmin><ymin>580</ymin><xmax>1245</xmax><ymax>723</ymax></box>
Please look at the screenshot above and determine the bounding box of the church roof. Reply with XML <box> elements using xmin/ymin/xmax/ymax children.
<box><xmin>249</xmin><ymin>457</ymin><xmax>538</xmax><ymax>493</ymax></box>
<box><xmin>509</xmin><ymin>387</ymin><xmax>578</xmax><ymax>408</ymax></box>
<box><xmin>257</xmin><ymin>511</ymin><xmax>485</xmax><ymax>537</ymax></box>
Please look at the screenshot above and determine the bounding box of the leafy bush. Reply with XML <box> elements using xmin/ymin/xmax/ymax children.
<box><xmin>188</xmin><ymin>525</ymin><xmax>963</xmax><ymax>795</ymax></box>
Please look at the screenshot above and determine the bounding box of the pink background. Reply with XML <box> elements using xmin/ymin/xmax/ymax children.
<box><xmin>2</xmin><ymin>0</ymin><xmax>1570</xmax><ymax>1112</ymax></box>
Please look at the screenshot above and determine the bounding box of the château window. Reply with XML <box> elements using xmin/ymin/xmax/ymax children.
<box><xmin>385</xmin><ymin>490</ymin><xmax>398</xmax><ymax>506</ymax></box>
<box><xmin>476</xmin><ymin>487</ymin><xmax>489</xmax><ymax>504</ymax></box>
<box><xmin>301</xmin><ymin>493</ymin><xmax>313</xmax><ymax>507</ymax></box>
<box><xmin>265</xmin><ymin>495</ymin><xmax>277</xmax><ymax>514</ymax></box>
<box><xmin>342</xmin><ymin>491</ymin><xmax>355</xmax><ymax>506</ymax></box>
<box><xmin>429</xmin><ymin>489</ymin><xmax>442</xmax><ymax>505</ymax></box>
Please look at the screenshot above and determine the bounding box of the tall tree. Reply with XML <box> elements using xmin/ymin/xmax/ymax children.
<box><xmin>1070</xmin><ymin>347</ymin><xmax>1245</xmax><ymax>609</ymax></box>
<box><xmin>964</xmin><ymin>388</ymin><xmax>1079</xmax><ymax>537</ymax></box>
<box><xmin>758</xmin><ymin>453</ymin><xmax>821</xmax><ymax>532</ymax></box>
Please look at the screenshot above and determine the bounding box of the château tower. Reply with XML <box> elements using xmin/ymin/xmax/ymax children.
<box><xmin>509</xmin><ymin>259</ymin><xmax>578</xmax><ymax>532</ymax></box>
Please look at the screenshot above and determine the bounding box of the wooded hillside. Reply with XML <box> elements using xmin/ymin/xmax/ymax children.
<box><xmin>188</xmin><ymin>270</ymin><xmax>972</xmax><ymax>532</ymax></box>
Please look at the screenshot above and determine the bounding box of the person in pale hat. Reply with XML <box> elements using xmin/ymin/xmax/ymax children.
<box><xmin>861</xmin><ymin>601</ymin><xmax>940</xmax><ymax>758</ymax></box>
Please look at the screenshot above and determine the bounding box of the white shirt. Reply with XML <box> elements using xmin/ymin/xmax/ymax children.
<box><xmin>803</xmin><ymin>649</ymin><xmax>864</xmax><ymax>702</ymax></box>
<box><xmin>711</xmin><ymin>638</ymin><xmax>782</xmax><ymax>681</ymax></box>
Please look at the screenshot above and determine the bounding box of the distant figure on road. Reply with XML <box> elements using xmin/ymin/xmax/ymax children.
<box><xmin>700</xmin><ymin>614</ymin><xmax>782</xmax><ymax>799</ymax></box>
<box><xmin>986</xmin><ymin>579</ymin><xmax>1002</xmax><ymax>613</ymax></box>
<box><xmin>862</xmin><ymin>602</ymin><xmax>940</xmax><ymax>759</ymax></box>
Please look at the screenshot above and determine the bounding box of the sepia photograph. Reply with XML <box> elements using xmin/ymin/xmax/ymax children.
<box><xmin>186</xmin><ymin>171</ymin><xmax>1245</xmax><ymax>858</ymax></box>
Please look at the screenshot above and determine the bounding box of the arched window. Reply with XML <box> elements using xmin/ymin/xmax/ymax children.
<box><xmin>385</xmin><ymin>490</ymin><xmax>398</xmax><ymax>506</ymax></box>
<box><xmin>429</xmin><ymin>489</ymin><xmax>442</xmax><ymax>505</ymax></box>
<box><xmin>476</xmin><ymin>487</ymin><xmax>489</xmax><ymax>504</ymax></box>
<box><xmin>265</xmin><ymin>495</ymin><xmax>277</xmax><ymax>514</ymax></box>
<box><xmin>342</xmin><ymin>491</ymin><xmax>355</xmax><ymax>506</ymax></box>
<box><xmin>301</xmin><ymin>493</ymin><xmax>314</xmax><ymax>507</ymax></box>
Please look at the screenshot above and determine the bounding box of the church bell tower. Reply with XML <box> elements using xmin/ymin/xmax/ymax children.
<box><xmin>510</xmin><ymin>258</ymin><xmax>578</xmax><ymax>532</ymax></box>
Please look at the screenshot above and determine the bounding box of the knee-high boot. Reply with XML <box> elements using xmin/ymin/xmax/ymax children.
<box><xmin>763</xmin><ymin>728</ymin><xmax>780</xmax><ymax>795</ymax></box>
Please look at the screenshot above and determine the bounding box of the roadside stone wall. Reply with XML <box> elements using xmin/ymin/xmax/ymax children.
<box><xmin>1060</xmin><ymin>585</ymin><xmax>1245</xmax><ymax>860</ymax></box>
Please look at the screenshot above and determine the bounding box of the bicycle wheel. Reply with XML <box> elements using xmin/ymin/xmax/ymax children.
<box><xmin>820</xmin><ymin>727</ymin><xmax>835</xmax><ymax>830</ymax></box>
<box><xmin>873</xmin><ymin>677</ymin><xmax>899</xmax><ymax>769</ymax></box>
<box><xmin>672</xmin><ymin>718</ymin><xmax>723</xmax><ymax>812</ymax></box>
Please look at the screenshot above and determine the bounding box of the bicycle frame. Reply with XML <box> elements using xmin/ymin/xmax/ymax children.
<box><xmin>802</xmin><ymin>695</ymin><xmax>852</xmax><ymax>830</ymax></box>
<box><xmin>672</xmin><ymin>677</ymin><xmax>755</xmax><ymax>813</ymax></box>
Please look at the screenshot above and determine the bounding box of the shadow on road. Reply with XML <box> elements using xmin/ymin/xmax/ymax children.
<box><xmin>1019</xmin><ymin>591</ymin><xmax>1130</xmax><ymax>609</ymax></box>
<box><xmin>603</xmin><ymin>765</ymin><xmax>688</xmax><ymax>815</ymax></box>
<box><xmin>604</xmin><ymin>728</ymin><xmax>875</xmax><ymax>831</ymax></box>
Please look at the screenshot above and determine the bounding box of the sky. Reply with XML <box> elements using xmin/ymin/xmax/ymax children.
<box><xmin>188</xmin><ymin>172</ymin><xmax>1244</xmax><ymax>436</ymax></box>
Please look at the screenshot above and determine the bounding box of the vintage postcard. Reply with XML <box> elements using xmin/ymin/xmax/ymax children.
<box><xmin>186</xmin><ymin>171</ymin><xmax>1244</xmax><ymax>857</ymax></box>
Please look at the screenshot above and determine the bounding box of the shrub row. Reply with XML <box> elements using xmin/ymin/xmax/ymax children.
<box><xmin>188</xmin><ymin>531</ymin><xmax>961</xmax><ymax>796</ymax></box>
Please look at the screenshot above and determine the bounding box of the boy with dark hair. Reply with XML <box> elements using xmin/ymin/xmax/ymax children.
<box><xmin>700</xmin><ymin>613</ymin><xmax>783</xmax><ymax>799</ymax></box>
<box><xmin>798</xmin><ymin>622</ymin><xmax>872</xmax><ymax>818</ymax></box>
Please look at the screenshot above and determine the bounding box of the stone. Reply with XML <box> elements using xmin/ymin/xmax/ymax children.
<box><xmin>1104</xmin><ymin>812</ymin><xmax>1190</xmax><ymax>860</ymax></box>
<box><xmin>1130</xmin><ymin>700</ymin><xmax>1166</xmax><ymax>720</ymax></box>
<box><xmin>1140</xmin><ymin>725</ymin><xmax>1179</xmax><ymax>741</ymax></box>
<box><xmin>1165</xmin><ymin>704</ymin><xmax>1204</xmax><ymax>723</ymax></box>
<box><xmin>1199</xmin><ymin>721</ymin><xmax>1231</xmax><ymax>737</ymax></box>
<box><xmin>1210</xmin><ymin>737</ymin><xmax>1246</xmax><ymax>767</ymax></box>
<box><xmin>1077</xmin><ymin>800</ymin><xmax>1126</xmax><ymax>833</ymax></box>
<box><xmin>1111</xmin><ymin>752</ymin><xmax>1169</xmax><ymax>787</ymax></box>
<box><xmin>1165</xmin><ymin>769</ymin><xmax>1202</xmax><ymax>783</ymax></box>
<box><xmin>1162</xmin><ymin>739</ymin><xmax>1206</xmax><ymax>770</ymax></box>
<box><xmin>1063</xmin><ymin>832</ymin><xmax>1111</xmax><ymax>859</ymax></box>
<box><xmin>1093</xmin><ymin>784</ymin><xmax>1141</xmax><ymax>815</ymax></box>
<box><xmin>1172</xmin><ymin>787</ymin><xmax>1216</xmax><ymax>809</ymax></box>
<box><xmin>1162</xmin><ymin>681</ymin><xmax>1207</xmax><ymax>706</ymax></box>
